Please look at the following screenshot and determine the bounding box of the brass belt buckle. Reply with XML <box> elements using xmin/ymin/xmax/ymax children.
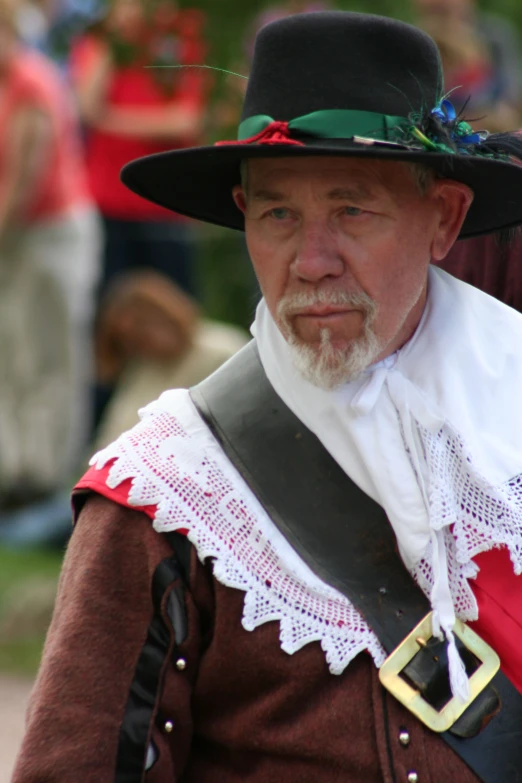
<box><xmin>378</xmin><ymin>612</ymin><xmax>500</xmax><ymax>732</ymax></box>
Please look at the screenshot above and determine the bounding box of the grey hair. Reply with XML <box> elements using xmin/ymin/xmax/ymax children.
<box><xmin>409</xmin><ymin>162</ymin><xmax>437</xmax><ymax>194</ymax></box>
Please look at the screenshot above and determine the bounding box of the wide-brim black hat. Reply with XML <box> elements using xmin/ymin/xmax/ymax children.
<box><xmin>121</xmin><ymin>11</ymin><xmax>522</xmax><ymax>238</ymax></box>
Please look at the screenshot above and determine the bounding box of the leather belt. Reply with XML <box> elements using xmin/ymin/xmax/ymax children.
<box><xmin>190</xmin><ymin>341</ymin><xmax>522</xmax><ymax>783</ymax></box>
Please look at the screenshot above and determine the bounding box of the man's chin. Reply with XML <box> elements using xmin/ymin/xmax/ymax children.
<box><xmin>286</xmin><ymin>338</ymin><xmax>378</xmax><ymax>391</ymax></box>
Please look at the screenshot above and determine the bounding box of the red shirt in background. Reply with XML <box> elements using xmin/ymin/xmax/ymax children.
<box><xmin>0</xmin><ymin>48</ymin><xmax>90</xmax><ymax>221</ymax></box>
<box><xmin>70</xmin><ymin>11</ymin><xmax>209</xmax><ymax>222</ymax></box>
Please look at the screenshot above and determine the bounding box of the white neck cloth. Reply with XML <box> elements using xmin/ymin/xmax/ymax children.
<box><xmin>252</xmin><ymin>265</ymin><xmax>522</xmax><ymax>700</ymax></box>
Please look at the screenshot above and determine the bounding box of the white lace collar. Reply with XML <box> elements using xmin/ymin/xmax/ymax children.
<box><xmin>251</xmin><ymin>265</ymin><xmax>522</xmax><ymax>698</ymax></box>
<box><xmin>253</xmin><ymin>265</ymin><xmax>522</xmax><ymax>566</ymax></box>
<box><xmin>91</xmin><ymin>384</ymin><xmax>522</xmax><ymax>681</ymax></box>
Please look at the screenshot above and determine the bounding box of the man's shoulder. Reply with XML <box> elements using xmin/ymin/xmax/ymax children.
<box><xmin>89</xmin><ymin>386</ymin><xmax>212</xmax><ymax>466</ymax></box>
<box><xmin>77</xmin><ymin>388</ymin><xmax>231</xmax><ymax>520</ymax></box>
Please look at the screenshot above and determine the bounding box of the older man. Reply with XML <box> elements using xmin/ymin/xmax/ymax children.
<box><xmin>13</xmin><ymin>11</ymin><xmax>522</xmax><ymax>783</ymax></box>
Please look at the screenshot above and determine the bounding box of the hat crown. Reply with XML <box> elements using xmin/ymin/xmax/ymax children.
<box><xmin>242</xmin><ymin>12</ymin><xmax>443</xmax><ymax>124</ymax></box>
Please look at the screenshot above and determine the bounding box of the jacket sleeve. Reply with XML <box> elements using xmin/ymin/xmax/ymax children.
<box><xmin>11</xmin><ymin>493</ymin><xmax>213</xmax><ymax>783</ymax></box>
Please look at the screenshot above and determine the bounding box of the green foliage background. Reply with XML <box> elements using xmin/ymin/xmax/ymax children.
<box><xmin>185</xmin><ymin>0</ymin><xmax>522</xmax><ymax>69</ymax></box>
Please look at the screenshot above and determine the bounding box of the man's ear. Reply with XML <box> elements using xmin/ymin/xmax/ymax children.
<box><xmin>429</xmin><ymin>180</ymin><xmax>474</xmax><ymax>261</ymax></box>
<box><xmin>232</xmin><ymin>185</ymin><xmax>247</xmax><ymax>215</ymax></box>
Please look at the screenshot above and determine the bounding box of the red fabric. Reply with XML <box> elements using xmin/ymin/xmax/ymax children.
<box><xmin>437</xmin><ymin>235</ymin><xmax>522</xmax><ymax>312</ymax></box>
<box><xmin>75</xmin><ymin>462</ymin><xmax>189</xmax><ymax>535</ymax></box>
<box><xmin>70</xmin><ymin>16</ymin><xmax>209</xmax><ymax>221</ymax></box>
<box><xmin>215</xmin><ymin>120</ymin><xmax>305</xmax><ymax>147</ymax></box>
<box><xmin>0</xmin><ymin>48</ymin><xmax>90</xmax><ymax>220</ymax></box>
<box><xmin>75</xmin><ymin>461</ymin><xmax>158</xmax><ymax>519</ymax></box>
<box><xmin>469</xmin><ymin>547</ymin><xmax>522</xmax><ymax>692</ymax></box>
<box><xmin>74</xmin><ymin>467</ymin><xmax>522</xmax><ymax>694</ymax></box>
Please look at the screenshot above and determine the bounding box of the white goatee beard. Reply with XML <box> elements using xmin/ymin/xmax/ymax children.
<box><xmin>276</xmin><ymin>290</ymin><xmax>381</xmax><ymax>390</ymax></box>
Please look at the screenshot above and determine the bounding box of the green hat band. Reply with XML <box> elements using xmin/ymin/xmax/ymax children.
<box><xmin>238</xmin><ymin>109</ymin><xmax>408</xmax><ymax>142</ymax></box>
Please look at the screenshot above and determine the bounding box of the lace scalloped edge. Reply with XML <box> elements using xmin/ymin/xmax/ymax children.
<box><xmin>90</xmin><ymin>402</ymin><xmax>389</xmax><ymax>675</ymax></box>
<box><xmin>89</xmin><ymin>395</ymin><xmax>522</xmax><ymax>674</ymax></box>
<box><xmin>418</xmin><ymin>422</ymin><xmax>522</xmax><ymax>576</ymax></box>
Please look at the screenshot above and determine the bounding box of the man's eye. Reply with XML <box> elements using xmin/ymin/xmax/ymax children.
<box><xmin>344</xmin><ymin>206</ymin><xmax>363</xmax><ymax>217</ymax></box>
<box><xmin>269</xmin><ymin>207</ymin><xmax>291</xmax><ymax>220</ymax></box>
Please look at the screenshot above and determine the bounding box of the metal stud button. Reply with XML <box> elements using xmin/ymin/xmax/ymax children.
<box><xmin>164</xmin><ymin>720</ymin><xmax>174</xmax><ymax>734</ymax></box>
<box><xmin>407</xmin><ymin>772</ymin><xmax>419</xmax><ymax>783</ymax></box>
<box><xmin>399</xmin><ymin>730</ymin><xmax>410</xmax><ymax>747</ymax></box>
<box><xmin>176</xmin><ymin>657</ymin><xmax>187</xmax><ymax>671</ymax></box>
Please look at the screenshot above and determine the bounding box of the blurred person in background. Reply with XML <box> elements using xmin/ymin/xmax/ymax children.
<box><xmin>436</xmin><ymin>229</ymin><xmax>522</xmax><ymax>312</ymax></box>
<box><xmin>93</xmin><ymin>270</ymin><xmax>248</xmax><ymax>448</ymax></box>
<box><xmin>70</xmin><ymin>0</ymin><xmax>210</xmax><ymax>299</ymax></box>
<box><xmin>15</xmin><ymin>0</ymin><xmax>101</xmax><ymax>60</ymax></box>
<box><xmin>413</xmin><ymin>0</ymin><xmax>522</xmax><ymax>131</ymax></box>
<box><xmin>0</xmin><ymin>0</ymin><xmax>101</xmax><ymax>504</ymax></box>
<box><xmin>15</xmin><ymin>0</ymin><xmax>51</xmax><ymax>50</ymax></box>
<box><xmin>0</xmin><ymin>269</ymin><xmax>247</xmax><ymax>547</ymax></box>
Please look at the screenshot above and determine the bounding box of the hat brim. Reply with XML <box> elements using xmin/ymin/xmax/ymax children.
<box><xmin>121</xmin><ymin>140</ymin><xmax>522</xmax><ymax>238</ymax></box>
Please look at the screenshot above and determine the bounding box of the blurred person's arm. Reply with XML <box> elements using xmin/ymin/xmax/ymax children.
<box><xmin>94</xmin><ymin>101</ymin><xmax>204</xmax><ymax>140</ymax></box>
<box><xmin>72</xmin><ymin>38</ymin><xmax>113</xmax><ymax>126</ymax></box>
<box><xmin>71</xmin><ymin>35</ymin><xmax>205</xmax><ymax>141</ymax></box>
<box><xmin>0</xmin><ymin>104</ymin><xmax>52</xmax><ymax>234</ymax></box>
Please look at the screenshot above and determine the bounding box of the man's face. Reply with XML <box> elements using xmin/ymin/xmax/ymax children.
<box><xmin>233</xmin><ymin>156</ymin><xmax>472</xmax><ymax>388</ymax></box>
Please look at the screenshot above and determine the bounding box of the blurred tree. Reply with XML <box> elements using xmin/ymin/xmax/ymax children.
<box><xmin>175</xmin><ymin>0</ymin><xmax>522</xmax><ymax>69</ymax></box>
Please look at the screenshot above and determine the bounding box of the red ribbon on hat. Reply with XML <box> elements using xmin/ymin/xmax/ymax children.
<box><xmin>215</xmin><ymin>120</ymin><xmax>304</xmax><ymax>147</ymax></box>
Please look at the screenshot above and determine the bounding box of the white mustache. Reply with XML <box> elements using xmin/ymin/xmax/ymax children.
<box><xmin>277</xmin><ymin>289</ymin><xmax>377</xmax><ymax>322</ymax></box>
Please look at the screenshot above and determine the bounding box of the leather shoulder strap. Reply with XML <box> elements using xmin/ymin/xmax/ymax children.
<box><xmin>191</xmin><ymin>341</ymin><xmax>430</xmax><ymax>652</ymax></box>
<box><xmin>190</xmin><ymin>341</ymin><xmax>522</xmax><ymax>783</ymax></box>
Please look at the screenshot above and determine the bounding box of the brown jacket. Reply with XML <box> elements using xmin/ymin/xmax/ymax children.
<box><xmin>12</xmin><ymin>494</ymin><xmax>481</xmax><ymax>783</ymax></box>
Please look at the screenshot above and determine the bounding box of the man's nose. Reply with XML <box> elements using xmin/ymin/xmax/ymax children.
<box><xmin>291</xmin><ymin>224</ymin><xmax>345</xmax><ymax>283</ymax></box>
